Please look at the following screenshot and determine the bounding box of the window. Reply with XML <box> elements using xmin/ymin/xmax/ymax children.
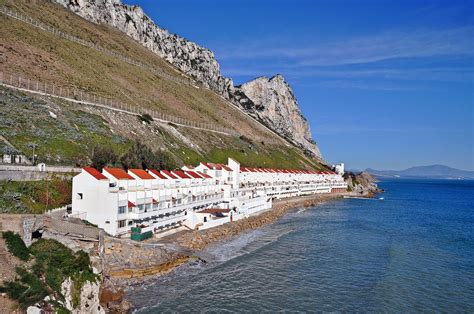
<box><xmin>128</xmin><ymin>221</ymin><xmax>133</xmax><ymax>226</ymax></box>
<box><xmin>118</xmin><ymin>206</ymin><xmax>126</xmax><ymax>214</ymax></box>
<box><xmin>77</xmin><ymin>193</ymin><xmax>83</xmax><ymax>200</ymax></box>
<box><xmin>118</xmin><ymin>220</ymin><xmax>126</xmax><ymax>228</ymax></box>
<box><xmin>138</xmin><ymin>204</ymin><xmax>145</xmax><ymax>211</ymax></box>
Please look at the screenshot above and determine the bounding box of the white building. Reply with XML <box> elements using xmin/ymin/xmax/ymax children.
<box><xmin>334</xmin><ymin>163</ymin><xmax>345</xmax><ymax>176</ymax></box>
<box><xmin>71</xmin><ymin>158</ymin><xmax>347</xmax><ymax>238</ymax></box>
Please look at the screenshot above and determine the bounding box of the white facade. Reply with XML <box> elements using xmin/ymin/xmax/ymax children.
<box><xmin>334</xmin><ymin>163</ymin><xmax>345</xmax><ymax>175</ymax></box>
<box><xmin>72</xmin><ymin>158</ymin><xmax>347</xmax><ymax>237</ymax></box>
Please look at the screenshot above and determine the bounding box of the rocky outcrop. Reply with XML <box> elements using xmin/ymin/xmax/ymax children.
<box><xmin>61</xmin><ymin>277</ymin><xmax>105</xmax><ymax>314</ymax></box>
<box><xmin>238</xmin><ymin>75</ymin><xmax>321</xmax><ymax>157</ymax></box>
<box><xmin>344</xmin><ymin>171</ymin><xmax>383</xmax><ymax>196</ymax></box>
<box><xmin>53</xmin><ymin>0</ymin><xmax>321</xmax><ymax>157</ymax></box>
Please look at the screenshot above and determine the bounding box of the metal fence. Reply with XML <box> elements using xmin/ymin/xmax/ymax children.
<box><xmin>0</xmin><ymin>70</ymin><xmax>238</xmax><ymax>136</ymax></box>
<box><xmin>0</xmin><ymin>5</ymin><xmax>192</xmax><ymax>87</ymax></box>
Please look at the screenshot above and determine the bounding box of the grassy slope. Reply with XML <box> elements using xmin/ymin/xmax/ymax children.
<box><xmin>0</xmin><ymin>176</ymin><xmax>72</xmax><ymax>214</ymax></box>
<box><xmin>0</xmin><ymin>0</ymin><xmax>326</xmax><ymax>171</ymax></box>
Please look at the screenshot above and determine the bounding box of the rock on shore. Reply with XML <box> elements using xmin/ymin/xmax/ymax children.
<box><xmin>344</xmin><ymin>171</ymin><xmax>383</xmax><ymax>196</ymax></box>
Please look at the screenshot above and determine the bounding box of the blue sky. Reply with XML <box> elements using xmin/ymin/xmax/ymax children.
<box><xmin>123</xmin><ymin>0</ymin><xmax>474</xmax><ymax>171</ymax></box>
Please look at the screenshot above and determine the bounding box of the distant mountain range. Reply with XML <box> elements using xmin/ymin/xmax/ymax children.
<box><xmin>366</xmin><ymin>165</ymin><xmax>474</xmax><ymax>180</ymax></box>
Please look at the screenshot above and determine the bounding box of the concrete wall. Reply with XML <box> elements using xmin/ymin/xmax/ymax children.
<box><xmin>0</xmin><ymin>214</ymin><xmax>44</xmax><ymax>246</ymax></box>
<box><xmin>0</xmin><ymin>164</ymin><xmax>80</xmax><ymax>181</ymax></box>
<box><xmin>0</xmin><ymin>170</ymin><xmax>50</xmax><ymax>181</ymax></box>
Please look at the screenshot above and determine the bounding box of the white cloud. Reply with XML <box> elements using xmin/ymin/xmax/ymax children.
<box><xmin>216</xmin><ymin>26</ymin><xmax>474</xmax><ymax>67</ymax></box>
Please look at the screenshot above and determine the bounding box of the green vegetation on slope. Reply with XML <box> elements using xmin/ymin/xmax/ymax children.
<box><xmin>0</xmin><ymin>177</ymin><xmax>72</xmax><ymax>214</ymax></box>
<box><xmin>2</xmin><ymin>231</ymin><xmax>30</xmax><ymax>261</ymax></box>
<box><xmin>1</xmin><ymin>86</ymin><xmax>325</xmax><ymax>169</ymax></box>
<box><xmin>0</xmin><ymin>235</ymin><xmax>97</xmax><ymax>310</ymax></box>
<box><xmin>0</xmin><ymin>0</ymin><xmax>327</xmax><ymax>171</ymax></box>
<box><xmin>0</xmin><ymin>87</ymin><xmax>131</xmax><ymax>165</ymax></box>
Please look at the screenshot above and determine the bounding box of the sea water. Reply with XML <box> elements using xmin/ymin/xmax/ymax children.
<box><xmin>128</xmin><ymin>179</ymin><xmax>474</xmax><ymax>312</ymax></box>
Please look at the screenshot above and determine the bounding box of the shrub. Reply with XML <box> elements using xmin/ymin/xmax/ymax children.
<box><xmin>0</xmin><ymin>267</ymin><xmax>48</xmax><ymax>308</ymax></box>
<box><xmin>2</xmin><ymin>231</ymin><xmax>30</xmax><ymax>261</ymax></box>
<box><xmin>91</xmin><ymin>145</ymin><xmax>117</xmax><ymax>171</ymax></box>
<box><xmin>29</xmin><ymin>239</ymin><xmax>97</xmax><ymax>294</ymax></box>
<box><xmin>239</xmin><ymin>135</ymin><xmax>253</xmax><ymax>145</ymax></box>
<box><xmin>120</xmin><ymin>142</ymin><xmax>178</xmax><ymax>170</ymax></box>
<box><xmin>138</xmin><ymin>113</ymin><xmax>153</xmax><ymax>124</ymax></box>
<box><xmin>1</xmin><ymin>238</ymin><xmax>98</xmax><ymax>309</ymax></box>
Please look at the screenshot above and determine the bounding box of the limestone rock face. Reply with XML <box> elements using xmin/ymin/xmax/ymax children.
<box><xmin>238</xmin><ymin>75</ymin><xmax>321</xmax><ymax>157</ymax></box>
<box><xmin>61</xmin><ymin>277</ymin><xmax>105</xmax><ymax>314</ymax></box>
<box><xmin>53</xmin><ymin>0</ymin><xmax>321</xmax><ymax>158</ymax></box>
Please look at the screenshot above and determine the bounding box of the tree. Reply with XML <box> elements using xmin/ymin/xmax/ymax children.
<box><xmin>120</xmin><ymin>142</ymin><xmax>178</xmax><ymax>170</ymax></box>
<box><xmin>91</xmin><ymin>145</ymin><xmax>117</xmax><ymax>170</ymax></box>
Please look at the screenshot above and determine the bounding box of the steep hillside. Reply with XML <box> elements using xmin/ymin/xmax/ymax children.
<box><xmin>50</xmin><ymin>0</ymin><xmax>321</xmax><ymax>156</ymax></box>
<box><xmin>0</xmin><ymin>86</ymin><xmax>325</xmax><ymax>170</ymax></box>
<box><xmin>0</xmin><ymin>0</ymin><xmax>326</xmax><ymax>170</ymax></box>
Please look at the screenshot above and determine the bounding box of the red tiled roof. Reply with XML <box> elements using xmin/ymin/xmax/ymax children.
<box><xmin>205</xmin><ymin>162</ymin><xmax>225</xmax><ymax>170</ymax></box>
<box><xmin>148</xmin><ymin>169</ymin><xmax>167</xmax><ymax>180</ymax></box>
<box><xmin>128</xmin><ymin>201</ymin><xmax>136</xmax><ymax>208</ymax></box>
<box><xmin>217</xmin><ymin>163</ymin><xmax>232</xmax><ymax>171</ymax></box>
<box><xmin>196</xmin><ymin>171</ymin><xmax>212</xmax><ymax>179</ymax></box>
<box><xmin>172</xmin><ymin>170</ymin><xmax>191</xmax><ymax>179</ymax></box>
<box><xmin>104</xmin><ymin>167</ymin><xmax>134</xmax><ymax>180</ymax></box>
<box><xmin>161</xmin><ymin>170</ymin><xmax>178</xmax><ymax>179</ymax></box>
<box><xmin>128</xmin><ymin>168</ymin><xmax>155</xmax><ymax>180</ymax></box>
<box><xmin>185</xmin><ymin>170</ymin><xmax>203</xmax><ymax>179</ymax></box>
<box><xmin>83</xmin><ymin>167</ymin><xmax>107</xmax><ymax>180</ymax></box>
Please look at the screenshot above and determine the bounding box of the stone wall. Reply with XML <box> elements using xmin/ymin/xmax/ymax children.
<box><xmin>0</xmin><ymin>214</ymin><xmax>43</xmax><ymax>246</ymax></box>
<box><xmin>0</xmin><ymin>164</ymin><xmax>80</xmax><ymax>181</ymax></box>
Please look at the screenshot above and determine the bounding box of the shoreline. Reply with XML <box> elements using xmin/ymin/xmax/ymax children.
<box><xmin>101</xmin><ymin>192</ymin><xmax>360</xmax><ymax>311</ymax></box>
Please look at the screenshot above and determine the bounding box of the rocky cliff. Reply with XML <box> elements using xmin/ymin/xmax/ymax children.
<box><xmin>53</xmin><ymin>0</ymin><xmax>321</xmax><ymax>158</ymax></box>
<box><xmin>238</xmin><ymin>75</ymin><xmax>321</xmax><ymax>157</ymax></box>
